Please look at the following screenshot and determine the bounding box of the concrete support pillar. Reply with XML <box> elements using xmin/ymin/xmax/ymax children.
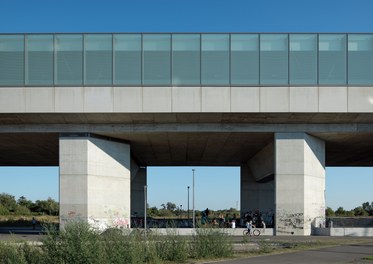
<box><xmin>240</xmin><ymin>163</ymin><xmax>274</xmax><ymax>221</ymax></box>
<box><xmin>131</xmin><ymin>160</ymin><xmax>147</xmax><ymax>217</ymax></box>
<box><xmin>275</xmin><ymin>133</ymin><xmax>325</xmax><ymax>236</ymax></box>
<box><xmin>59</xmin><ymin>135</ymin><xmax>131</xmax><ymax>230</ymax></box>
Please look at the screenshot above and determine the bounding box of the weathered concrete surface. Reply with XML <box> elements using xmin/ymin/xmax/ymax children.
<box><xmin>248</xmin><ymin>142</ymin><xmax>274</xmax><ymax>182</ymax></box>
<box><xmin>275</xmin><ymin>133</ymin><xmax>325</xmax><ymax>236</ymax></box>
<box><xmin>0</xmin><ymin>86</ymin><xmax>373</xmax><ymax>113</ymax></box>
<box><xmin>59</xmin><ymin>136</ymin><xmax>131</xmax><ymax>229</ymax></box>
<box><xmin>240</xmin><ymin>164</ymin><xmax>274</xmax><ymax>215</ymax></box>
<box><xmin>130</xmin><ymin>160</ymin><xmax>146</xmax><ymax>217</ymax></box>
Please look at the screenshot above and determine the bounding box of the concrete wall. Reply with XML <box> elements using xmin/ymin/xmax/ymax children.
<box><xmin>313</xmin><ymin>227</ymin><xmax>373</xmax><ymax>237</ymax></box>
<box><xmin>1</xmin><ymin>86</ymin><xmax>373</xmax><ymax>113</ymax></box>
<box><xmin>240</xmin><ymin>164</ymin><xmax>274</xmax><ymax>216</ymax></box>
<box><xmin>59</xmin><ymin>136</ymin><xmax>131</xmax><ymax>229</ymax></box>
<box><xmin>248</xmin><ymin>142</ymin><xmax>274</xmax><ymax>182</ymax></box>
<box><xmin>130</xmin><ymin>160</ymin><xmax>146</xmax><ymax>217</ymax></box>
<box><xmin>151</xmin><ymin>228</ymin><xmax>274</xmax><ymax>236</ymax></box>
<box><xmin>275</xmin><ymin>133</ymin><xmax>325</xmax><ymax>236</ymax></box>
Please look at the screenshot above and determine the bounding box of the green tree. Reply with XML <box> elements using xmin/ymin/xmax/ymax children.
<box><xmin>362</xmin><ymin>202</ymin><xmax>373</xmax><ymax>216</ymax></box>
<box><xmin>0</xmin><ymin>193</ymin><xmax>17</xmax><ymax>212</ymax></box>
<box><xmin>325</xmin><ymin>207</ymin><xmax>335</xmax><ymax>217</ymax></box>
<box><xmin>17</xmin><ymin>196</ymin><xmax>34</xmax><ymax>210</ymax></box>
<box><xmin>0</xmin><ymin>204</ymin><xmax>10</xmax><ymax>215</ymax></box>
<box><xmin>335</xmin><ymin>206</ymin><xmax>346</xmax><ymax>216</ymax></box>
<box><xmin>353</xmin><ymin>206</ymin><xmax>369</xmax><ymax>216</ymax></box>
<box><xmin>33</xmin><ymin>198</ymin><xmax>59</xmax><ymax>215</ymax></box>
<box><xmin>166</xmin><ymin>202</ymin><xmax>176</xmax><ymax>211</ymax></box>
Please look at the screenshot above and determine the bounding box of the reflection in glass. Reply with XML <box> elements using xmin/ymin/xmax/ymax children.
<box><xmin>26</xmin><ymin>35</ymin><xmax>54</xmax><ymax>85</ymax></box>
<box><xmin>85</xmin><ymin>34</ymin><xmax>112</xmax><ymax>85</ymax></box>
<box><xmin>231</xmin><ymin>34</ymin><xmax>259</xmax><ymax>85</ymax></box>
<box><xmin>290</xmin><ymin>34</ymin><xmax>317</xmax><ymax>85</ymax></box>
<box><xmin>172</xmin><ymin>34</ymin><xmax>200</xmax><ymax>85</ymax></box>
<box><xmin>0</xmin><ymin>35</ymin><xmax>24</xmax><ymax>85</ymax></box>
<box><xmin>348</xmin><ymin>34</ymin><xmax>373</xmax><ymax>85</ymax></box>
<box><xmin>201</xmin><ymin>34</ymin><xmax>229</xmax><ymax>85</ymax></box>
<box><xmin>260</xmin><ymin>34</ymin><xmax>288</xmax><ymax>85</ymax></box>
<box><xmin>114</xmin><ymin>34</ymin><xmax>141</xmax><ymax>85</ymax></box>
<box><xmin>143</xmin><ymin>34</ymin><xmax>171</xmax><ymax>85</ymax></box>
<box><xmin>319</xmin><ymin>34</ymin><xmax>346</xmax><ymax>85</ymax></box>
<box><xmin>55</xmin><ymin>34</ymin><xmax>83</xmax><ymax>85</ymax></box>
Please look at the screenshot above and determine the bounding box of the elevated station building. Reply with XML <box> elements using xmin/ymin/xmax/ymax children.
<box><xmin>1</xmin><ymin>33</ymin><xmax>373</xmax><ymax>235</ymax></box>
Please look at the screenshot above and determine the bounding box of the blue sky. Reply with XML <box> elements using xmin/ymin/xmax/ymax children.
<box><xmin>1</xmin><ymin>0</ymin><xmax>373</xmax><ymax>211</ymax></box>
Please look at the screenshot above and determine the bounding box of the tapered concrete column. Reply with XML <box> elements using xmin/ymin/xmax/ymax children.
<box><xmin>59</xmin><ymin>135</ymin><xmax>131</xmax><ymax>230</ymax></box>
<box><xmin>275</xmin><ymin>133</ymin><xmax>325</xmax><ymax>236</ymax></box>
<box><xmin>131</xmin><ymin>160</ymin><xmax>147</xmax><ymax>217</ymax></box>
<box><xmin>240</xmin><ymin>163</ymin><xmax>274</xmax><ymax>220</ymax></box>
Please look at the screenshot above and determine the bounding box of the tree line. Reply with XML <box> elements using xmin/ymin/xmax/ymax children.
<box><xmin>326</xmin><ymin>202</ymin><xmax>373</xmax><ymax>217</ymax></box>
<box><xmin>146</xmin><ymin>202</ymin><xmax>239</xmax><ymax>219</ymax></box>
<box><xmin>0</xmin><ymin>192</ymin><xmax>58</xmax><ymax>216</ymax></box>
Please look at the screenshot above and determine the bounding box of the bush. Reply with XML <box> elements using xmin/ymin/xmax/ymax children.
<box><xmin>155</xmin><ymin>229</ymin><xmax>188</xmax><ymax>262</ymax></box>
<box><xmin>0</xmin><ymin>204</ymin><xmax>9</xmax><ymax>216</ymax></box>
<box><xmin>42</xmin><ymin>221</ymin><xmax>103</xmax><ymax>264</ymax></box>
<box><xmin>0</xmin><ymin>222</ymin><xmax>235</xmax><ymax>263</ymax></box>
<box><xmin>0</xmin><ymin>242</ymin><xmax>27</xmax><ymax>264</ymax></box>
<box><xmin>14</xmin><ymin>205</ymin><xmax>31</xmax><ymax>215</ymax></box>
<box><xmin>192</xmin><ymin>228</ymin><xmax>233</xmax><ymax>259</ymax></box>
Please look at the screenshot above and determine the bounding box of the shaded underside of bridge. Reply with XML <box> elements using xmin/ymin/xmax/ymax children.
<box><xmin>1</xmin><ymin>112</ymin><xmax>373</xmax><ymax>167</ymax></box>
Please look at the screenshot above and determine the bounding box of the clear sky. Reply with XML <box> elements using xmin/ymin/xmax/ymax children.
<box><xmin>0</xmin><ymin>0</ymin><xmax>373</xmax><ymax>211</ymax></box>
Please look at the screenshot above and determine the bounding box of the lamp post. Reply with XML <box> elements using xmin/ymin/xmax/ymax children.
<box><xmin>144</xmin><ymin>185</ymin><xmax>147</xmax><ymax>239</ymax></box>
<box><xmin>187</xmin><ymin>186</ymin><xmax>190</xmax><ymax>224</ymax></box>
<box><xmin>192</xmin><ymin>169</ymin><xmax>195</xmax><ymax>229</ymax></box>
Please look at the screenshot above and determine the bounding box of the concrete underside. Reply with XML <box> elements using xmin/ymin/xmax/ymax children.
<box><xmin>1</xmin><ymin>113</ymin><xmax>373</xmax><ymax>166</ymax></box>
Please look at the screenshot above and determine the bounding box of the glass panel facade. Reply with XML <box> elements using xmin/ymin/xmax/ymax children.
<box><xmin>201</xmin><ymin>34</ymin><xmax>229</xmax><ymax>85</ymax></box>
<box><xmin>55</xmin><ymin>34</ymin><xmax>83</xmax><ymax>85</ymax></box>
<box><xmin>26</xmin><ymin>35</ymin><xmax>53</xmax><ymax>85</ymax></box>
<box><xmin>85</xmin><ymin>34</ymin><xmax>112</xmax><ymax>85</ymax></box>
<box><xmin>319</xmin><ymin>34</ymin><xmax>346</xmax><ymax>85</ymax></box>
<box><xmin>143</xmin><ymin>34</ymin><xmax>171</xmax><ymax>85</ymax></box>
<box><xmin>172</xmin><ymin>34</ymin><xmax>200</xmax><ymax>85</ymax></box>
<box><xmin>290</xmin><ymin>34</ymin><xmax>317</xmax><ymax>85</ymax></box>
<box><xmin>231</xmin><ymin>34</ymin><xmax>259</xmax><ymax>85</ymax></box>
<box><xmin>2</xmin><ymin>33</ymin><xmax>373</xmax><ymax>87</ymax></box>
<box><xmin>260</xmin><ymin>34</ymin><xmax>288</xmax><ymax>85</ymax></box>
<box><xmin>348</xmin><ymin>34</ymin><xmax>373</xmax><ymax>85</ymax></box>
<box><xmin>114</xmin><ymin>34</ymin><xmax>141</xmax><ymax>85</ymax></box>
<box><xmin>0</xmin><ymin>35</ymin><xmax>24</xmax><ymax>85</ymax></box>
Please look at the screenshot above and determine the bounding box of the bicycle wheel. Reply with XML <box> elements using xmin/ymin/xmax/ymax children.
<box><xmin>252</xmin><ymin>229</ymin><xmax>260</xmax><ymax>236</ymax></box>
<box><xmin>243</xmin><ymin>230</ymin><xmax>250</xmax><ymax>236</ymax></box>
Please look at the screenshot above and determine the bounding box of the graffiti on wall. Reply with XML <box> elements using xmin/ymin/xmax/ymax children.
<box><xmin>60</xmin><ymin>205</ymin><xmax>130</xmax><ymax>231</ymax></box>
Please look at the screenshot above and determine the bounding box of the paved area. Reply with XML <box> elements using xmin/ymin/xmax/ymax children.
<box><xmin>206</xmin><ymin>240</ymin><xmax>373</xmax><ymax>264</ymax></box>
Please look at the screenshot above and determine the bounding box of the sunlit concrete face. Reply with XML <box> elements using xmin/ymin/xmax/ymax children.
<box><xmin>59</xmin><ymin>136</ymin><xmax>131</xmax><ymax>229</ymax></box>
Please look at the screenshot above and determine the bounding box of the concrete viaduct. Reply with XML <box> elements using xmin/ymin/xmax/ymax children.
<box><xmin>1</xmin><ymin>33</ymin><xmax>373</xmax><ymax>235</ymax></box>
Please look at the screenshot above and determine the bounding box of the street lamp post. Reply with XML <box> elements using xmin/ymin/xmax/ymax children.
<box><xmin>144</xmin><ymin>185</ymin><xmax>147</xmax><ymax>239</ymax></box>
<box><xmin>187</xmin><ymin>186</ymin><xmax>190</xmax><ymax>224</ymax></box>
<box><xmin>192</xmin><ymin>169</ymin><xmax>195</xmax><ymax>229</ymax></box>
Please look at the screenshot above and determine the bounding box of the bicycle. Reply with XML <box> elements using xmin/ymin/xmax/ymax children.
<box><xmin>243</xmin><ymin>227</ymin><xmax>261</xmax><ymax>236</ymax></box>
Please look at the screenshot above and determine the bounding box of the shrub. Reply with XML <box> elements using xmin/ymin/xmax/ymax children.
<box><xmin>155</xmin><ymin>229</ymin><xmax>188</xmax><ymax>262</ymax></box>
<box><xmin>192</xmin><ymin>228</ymin><xmax>233</xmax><ymax>259</ymax></box>
<box><xmin>0</xmin><ymin>204</ymin><xmax>9</xmax><ymax>215</ymax></box>
<box><xmin>0</xmin><ymin>242</ymin><xmax>27</xmax><ymax>264</ymax></box>
<box><xmin>42</xmin><ymin>221</ymin><xmax>103</xmax><ymax>264</ymax></box>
